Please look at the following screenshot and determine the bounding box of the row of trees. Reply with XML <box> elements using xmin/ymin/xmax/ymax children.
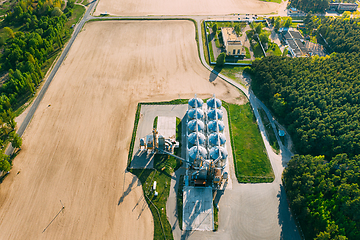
<box><xmin>269</xmin><ymin>16</ymin><xmax>293</xmax><ymax>31</ymax></box>
<box><xmin>247</xmin><ymin>22</ymin><xmax>270</xmax><ymax>48</ymax></box>
<box><xmin>290</xmin><ymin>0</ymin><xmax>329</xmax><ymax>13</ymax></box>
<box><xmin>251</xmin><ymin>16</ymin><xmax>360</xmax><ymax>239</ymax></box>
<box><xmin>0</xmin><ymin>0</ymin><xmax>78</xmax><ymax>172</ymax></box>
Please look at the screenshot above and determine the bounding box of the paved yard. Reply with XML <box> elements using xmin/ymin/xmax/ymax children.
<box><xmin>130</xmin><ymin>104</ymin><xmax>188</xmax><ymax>169</ymax></box>
<box><xmin>158</xmin><ymin>116</ymin><xmax>176</xmax><ymax>140</ymax></box>
<box><xmin>183</xmin><ymin>186</ymin><xmax>214</xmax><ymax>231</ymax></box>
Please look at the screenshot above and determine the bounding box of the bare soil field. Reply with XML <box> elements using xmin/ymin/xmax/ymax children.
<box><xmin>0</xmin><ymin>20</ymin><xmax>245</xmax><ymax>240</ymax></box>
<box><xmin>95</xmin><ymin>0</ymin><xmax>283</xmax><ymax>16</ymax></box>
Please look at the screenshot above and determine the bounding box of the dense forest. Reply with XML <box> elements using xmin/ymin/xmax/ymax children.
<box><xmin>291</xmin><ymin>0</ymin><xmax>357</xmax><ymax>13</ymax></box>
<box><xmin>284</xmin><ymin>154</ymin><xmax>360</xmax><ymax>239</ymax></box>
<box><xmin>290</xmin><ymin>0</ymin><xmax>330</xmax><ymax>13</ymax></box>
<box><xmin>251</xmin><ymin>17</ymin><xmax>360</xmax><ymax>239</ymax></box>
<box><xmin>318</xmin><ymin>17</ymin><xmax>360</xmax><ymax>53</ymax></box>
<box><xmin>0</xmin><ymin>0</ymin><xmax>79</xmax><ymax>172</ymax></box>
<box><xmin>252</xmin><ymin>53</ymin><xmax>360</xmax><ymax>158</ymax></box>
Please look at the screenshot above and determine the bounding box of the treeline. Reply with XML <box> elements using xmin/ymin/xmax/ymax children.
<box><xmin>251</xmin><ymin>16</ymin><xmax>360</xmax><ymax>238</ymax></box>
<box><xmin>283</xmin><ymin>154</ymin><xmax>360</xmax><ymax>239</ymax></box>
<box><xmin>0</xmin><ymin>0</ymin><xmax>78</xmax><ymax>172</ymax></box>
<box><xmin>290</xmin><ymin>0</ymin><xmax>329</xmax><ymax>13</ymax></box>
<box><xmin>269</xmin><ymin>16</ymin><xmax>293</xmax><ymax>31</ymax></box>
<box><xmin>252</xmin><ymin>54</ymin><xmax>360</xmax><ymax>158</ymax></box>
<box><xmin>317</xmin><ymin>17</ymin><xmax>360</xmax><ymax>53</ymax></box>
<box><xmin>301</xmin><ymin>14</ymin><xmax>360</xmax><ymax>54</ymax></box>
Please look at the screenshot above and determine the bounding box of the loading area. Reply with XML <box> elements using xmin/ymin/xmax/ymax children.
<box><xmin>182</xmin><ymin>186</ymin><xmax>213</xmax><ymax>231</ymax></box>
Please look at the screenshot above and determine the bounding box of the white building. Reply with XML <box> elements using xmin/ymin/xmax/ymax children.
<box><xmin>221</xmin><ymin>27</ymin><xmax>245</xmax><ymax>56</ymax></box>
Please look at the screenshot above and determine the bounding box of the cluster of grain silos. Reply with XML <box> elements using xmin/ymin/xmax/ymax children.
<box><xmin>186</xmin><ymin>95</ymin><xmax>228</xmax><ymax>187</ymax></box>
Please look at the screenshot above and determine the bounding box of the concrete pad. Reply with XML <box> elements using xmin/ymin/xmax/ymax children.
<box><xmin>130</xmin><ymin>150</ymin><xmax>155</xmax><ymax>169</ymax></box>
<box><xmin>183</xmin><ymin>186</ymin><xmax>213</xmax><ymax>231</ymax></box>
<box><xmin>157</xmin><ymin>116</ymin><xmax>176</xmax><ymax>140</ymax></box>
<box><xmin>130</xmin><ymin>104</ymin><xmax>187</xmax><ymax>169</ymax></box>
<box><xmin>219</xmin><ymin>106</ymin><xmax>233</xmax><ymax>190</ymax></box>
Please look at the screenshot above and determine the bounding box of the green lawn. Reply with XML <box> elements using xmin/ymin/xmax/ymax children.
<box><xmin>246</xmin><ymin>30</ymin><xmax>265</xmax><ymax>58</ymax></box>
<box><xmin>215</xmin><ymin>65</ymin><xmax>246</xmax><ymax>84</ymax></box>
<box><xmin>213</xmin><ymin>204</ymin><xmax>219</xmax><ymax>230</ymax></box>
<box><xmin>207</xmin><ymin>34</ymin><xmax>216</xmax><ymax>62</ymax></box>
<box><xmin>41</xmin><ymin>47</ymin><xmax>62</xmax><ymax>73</ymax></box>
<box><xmin>207</xmin><ymin>21</ymin><xmax>247</xmax><ymax>29</ymax></box>
<box><xmin>266</xmin><ymin>42</ymin><xmax>282</xmax><ymax>56</ymax></box>
<box><xmin>245</xmin><ymin>47</ymin><xmax>251</xmax><ymax>59</ymax></box>
<box><xmin>214</xmin><ymin>34</ymin><xmax>221</xmax><ymax>48</ymax></box>
<box><xmin>13</xmin><ymin>91</ymin><xmax>35</xmax><ymax>117</ymax></box>
<box><xmin>291</xmin><ymin>22</ymin><xmax>299</xmax><ymax>28</ymax></box>
<box><xmin>260</xmin><ymin>0</ymin><xmax>282</xmax><ymax>3</ymax></box>
<box><xmin>310</xmin><ymin>35</ymin><xmax>317</xmax><ymax>44</ymax></box>
<box><xmin>153</xmin><ymin>116</ymin><xmax>158</xmax><ymax>129</ymax></box>
<box><xmin>253</xmin><ymin>43</ymin><xmax>265</xmax><ymax>58</ymax></box>
<box><xmin>223</xmin><ymin>102</ymin><xmax>274</xmax><ymax>183</ymax></box>
<box><xmin>64</xmin><ymin>5</ymin><xmax>85</xmax><ymax>33</ymax></box>
<box><xmin>202</xmin><ymin>22</ymin><xmax>212</xmax><ymax>64</ymax></box>
<box><xmin>258</xmin><ymin>108</ymin><xmax>280</xmax><ymax>154</ymax></box>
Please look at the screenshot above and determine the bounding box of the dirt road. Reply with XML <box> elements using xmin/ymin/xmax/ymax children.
<box><xmin>0</xmin><ymin>20</ymin><xmax>245</xmax><ymax>240</ymax></box>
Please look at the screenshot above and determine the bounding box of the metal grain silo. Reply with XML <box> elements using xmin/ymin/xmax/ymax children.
<box><xmin>207</xmin><ymin>97</ymin><xmax>222</xmax><ymax>109</ymax></box>
<box><xmin>188</xmin><ymin>97</ymin><xmax>203</xmax><ymax>108</ymax></box>
<box><xmin>207</xmin><ymin>109</ymin><xmax>223</xmax><ymax>121</ymax></box>
<box><xmin>188</xmin><ymin>119</ymin><xmax>205</xmax><ymax>132</ymax></box>
<box><xmin>208</xmin><ymin>133</ymin><xmax>226</xmax><ymax>146</ymax></box>
<box><xmin>207</xmin><ymin>120</ymin><xmax>225</xmax><ymax>133</ymax></box>
<box><xmin>189</xmin><ymin>146</ymin><xmax>208</xmax><ymax>161</ymax></box>
<box><xmin>188</xmin><ymin>108</ymin><xmax>204</xmax><ymax>120</ymax></box>
<box><xmin>188</xmin><ymin>132</ymin><xmax>206</xmax><ymax>145</ymax></box>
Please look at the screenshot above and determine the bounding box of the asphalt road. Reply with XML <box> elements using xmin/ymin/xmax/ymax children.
<box><xmin>6</xmin><ymin>0</ymin><xmax>98</xmax><ymax>155</ymax></box>
<box><xmin>5</xmin><ymin>7</ymin><xmax>300</xmax><ymax>239</ymax></box>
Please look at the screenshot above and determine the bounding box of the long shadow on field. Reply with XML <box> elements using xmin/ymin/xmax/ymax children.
<box><xmin>277</xmin><ymin>185</ymin><xmax>302</xmax><ymax>240</ymax></box>
<box><xmin>118</xmin><ymin>175</ymin><xmax>139</xmax><ymax>205</ymax></box>
<box><xmin>209</xmin><ymin>66</ymin><xmax>222</xmax><ymax>82</ymax></box>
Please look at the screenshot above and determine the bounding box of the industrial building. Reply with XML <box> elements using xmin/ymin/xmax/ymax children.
<box><xmin>221</xmin><ymin>27</ymin><xmax>245</xmax><ymax>57</ymax></box>
<box><xmin>184</xmin><ymin>95</ymin><xmax>228</xmax><ymax>189</ymax></box>
<box><xmin>183</xmin><ymin>95</ymin><xmax>230</xmax><ymax>231</ymax></box>
<box><xmin>135</xmin><ymin>95</ymin><xmax>230</xmax><ymax>231</ymax></box>
<box><xmin>329</xmin><ymin>2</ymin><xmax>358</xmax><ymax>11</ymax></box>
<box><xmin>280</xmin><ymin>28</ymin><xmax>309</xmax><ymax>57</ymax></box>
<box><xmin>135</xmin><ymin>96</ymin><xmax>229</xmax><ymax>187</ymax></box>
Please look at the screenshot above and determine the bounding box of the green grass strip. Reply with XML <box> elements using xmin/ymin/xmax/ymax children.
<box><xmin>223</xmin><ymin>102</ymin><xmax>274</xmax><ymax>183</ymax></box>
<box><xmin>258</xmin><ymin>108</ymin><xmax>280</xmax><ymax>154</ymax></box>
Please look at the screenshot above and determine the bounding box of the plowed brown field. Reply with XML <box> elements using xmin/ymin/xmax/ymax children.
<box><xmin>0</xmin><ymin>20</ymin><xmax>245</xmax><ymax>240</ymax></box>
<box><xmin>94</xmin><ymin>0</ymin><xmax>282</xmax><ymax>16</ymax></box>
